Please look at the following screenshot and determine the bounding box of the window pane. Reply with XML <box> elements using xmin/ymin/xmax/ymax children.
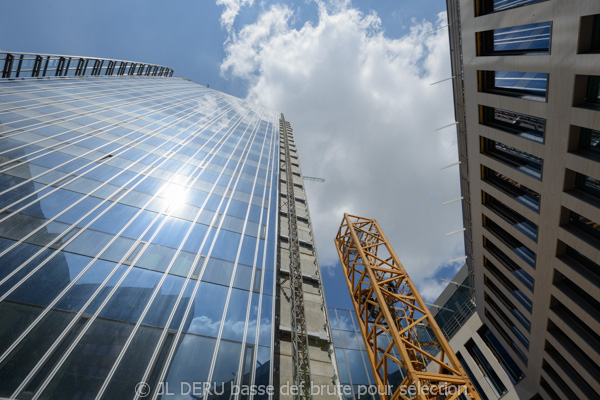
<box><xmin>54</xmin><ymin>259</ymin><xmax>118</xmax><ymax>312</ymax></box>
<box><xmin>585</xmin><ymin>75</ymin><xmax>600</xmax><ymax>105</ymax></box>
<box><xmin>184</xmin><ymin>281</ymin><xmax>228</xmax><ymax>337</ymax></box>
<box><xmin>160</xmin><ymin>334</ymin><xmax>216</xmax><ymax>400</ymax></box>
<box><xmin>485</xmin><ymin>278</ymin><xmax>531</xmax><ymax>332</ymax></box>
<box><xmin>568</xmin><ymin>210</ymin><xmax>600</xmax><ymax>245</ymax></box>
<box><xmin>100</xmin><ymin>325</ymin><xmax>162</xmax><ymax>400</ymax></box>
<box><xmin>478</xmin><ymin>22</ymin><xmax>551</xmax><ymax>55</ymax></box>
<box><xmin>480</xmin><ymin>70</ymin><xmax>548</xmax><ymax>102</ymax></box>
<box><xmin>578</xmin><ymin>128</ymin><xmax>600</xmax><ymax>156</ymax></box>
<box><xmin>0</xmin><ymin>240</ymin><xmax>52</xmax><ymax>281</ymax></box>
<box><xmin>210</xmin><ymin>230</ymin><xmax>241</xmax><ymax>262</ymax></box>
<box><xmin>142</xmin><ymin>274</ymin><xmax>185</xmax><ymax>328</ymax></box>
<box><xmin>476</xmin><ymin>0</ymin><xmax>548</xmax><ymax>16</ymax></box>
<box><xmin>98</xmin><ymin>267</ymin><xmax>161</xmax><ymax>323</ymax></box>
<box><xmin>483</xmin><ymin>257</ymin><xmax>532</xmax><ymax>312</ymax></box>
<box><xmin>478</xmin><ymin>325</ymin><xmax>525</xmax><ymax>384</ymax></box>
<box><xmin>482</xmin><ymin>167</ymin><xmax>540</xmax><ymax>212</ymax></box>
<box><xmin>221</xmin><ymin>288</ymin><xmax>250</xmax><ymax>342</ymax></box>
<box><xmin>480</xmin><ymin>106</ymin><xmax>545</xmax><ymax>143</ymax></box>
<box><xmin>39</xmin><ymin>318</ymin><xmax>134</xmax><ymax>400</ymax></box>
<box><xmin>482</xmin><ymin>138</ymin><xmax>542</xmax><ymax>179</ymax></box>
<box><xmin>456</xmin><ymin>353</ymin><xmax>490</xmax><ymax>400</ymax></box>
<box><xmin>7</xmin><ymin>251</ymin><xmax>92</xmax><ymax>308</ymax></box>
<box><xmin>485</xmin><ymin>294</ymin><xmax>529</xmax><ymax>348</ymax></box>
<box><xmin>0</xmin><ymin>300</ymin><xmax>46</xmax><ymax>386</ymax></box>
<box><xmin>484</xmin><ymin>238</ymin><xmax>534</xmax><ymax>291</ymax></box>
<box><xmin>465</xmin><ymin>339</ymin><xmax>508</xmax><ymax>397</ymax></box>
<box><xmin>258</xmin><ymin>295</ymin><xmax>272</xmax><ymax>346</ymax></box>
<box><xmin>574</xmin><ymin>172</ymin><xmax>600</xmax><ymax>201</ymax></box>
<box><xmin>345</xmin><ymin>349</ymin><xmax>370</xmax><ymax>385</ymax></box>
<box><xmin>483</xmin><ymin>192</ymin><xmax>538</xmax><ymax>240</ymax></box>
<box><xmin>209</xmin><ymin>340</ymin><xmax>242</xmax><ymax>399</ymax></box>
<box><xmin>201</xmin><ymin>258</ymin><xmax>234</xmax><ymax>287</ymax></box>
<box><xmin>483</xmin><ymin>216</ymin><xmax>536</xmax><ymax>267</ymax></box>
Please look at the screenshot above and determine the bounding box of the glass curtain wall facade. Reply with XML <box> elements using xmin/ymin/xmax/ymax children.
<box><xmin>0</xmin><ymin>74</ymin><xmax>279</xmax><ymax>399</ymax></box>
<box><xmin>328</xmin><ymin>308</ymin><xmax>438</xmax><ymax>399</ymax></box>
<box><xmin>328</xmin><ymin>308</ymin><xmax>383</xmax><ymax>400</ymax></box>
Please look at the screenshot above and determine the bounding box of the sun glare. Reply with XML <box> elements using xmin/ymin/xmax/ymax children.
<box><xmin>160</xmin><ymin>182</ymin><xmax>188</xmax><ymax>212</ymax></box>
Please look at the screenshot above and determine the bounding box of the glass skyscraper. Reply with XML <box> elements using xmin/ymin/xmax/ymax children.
<box><xmin>0</xmin><ymin>54</ymin><xmax>281</xmax><ymax>399</ymax></box>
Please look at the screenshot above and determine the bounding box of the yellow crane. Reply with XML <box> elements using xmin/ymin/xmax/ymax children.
<box><xmin>334</xmin><ymin>213</ymin><xmax>481</xmax><ymax>400</ymax></box>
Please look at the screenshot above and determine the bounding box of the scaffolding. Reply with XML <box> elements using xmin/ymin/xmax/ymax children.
<box><xmin>280</xmin><ymin>115</ymin><xmax>312</xmax><ymax>400</ymax></box>
<box><xmin>334</xmin><ymin>213</ymin><xmax>480</xmax><ymax>400</ymax></box>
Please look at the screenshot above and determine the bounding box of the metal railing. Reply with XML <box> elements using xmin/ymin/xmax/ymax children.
<box><xmin>1</xmin><ymin>52</ymin><xmax>173</xmax><ymax>79</ymax></box>
<box><xmin>440</xmin><ymin>297</ymin><xmax>477</xmax><ymax>340</ymax></box>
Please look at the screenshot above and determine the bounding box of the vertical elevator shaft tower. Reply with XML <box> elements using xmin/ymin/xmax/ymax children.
<box><xmin>280</xmin><ymin>115</ymin><xmax>312</xmax><ymax>399</ymax></box>
<box><xmin>334</xmin><ymin>214</ymin><xmax>480</xmax><ymax>400</ymax></box>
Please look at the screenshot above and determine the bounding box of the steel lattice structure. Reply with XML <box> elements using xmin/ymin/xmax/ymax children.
<box><xmin>334</xmin><ymin>214</ymin><xmax>480</xmax><ymax>400</ymax></box>
<box><xmin>280</xmin><ymin>115</ymin><xmax>312</xmax><ymax>400</ymax></box>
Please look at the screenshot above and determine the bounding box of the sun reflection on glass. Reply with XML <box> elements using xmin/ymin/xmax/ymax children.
<box><xmin>160</xmin><ymin>182</ymin><xmax>188</xmax><ymax>212</ymax></box>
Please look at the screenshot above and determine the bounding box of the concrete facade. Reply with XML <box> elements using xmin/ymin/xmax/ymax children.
<box><xmin>448</xmin><ymin>0</ymin><xmax>600</xmax><ymax>398</ymax></box>
<box><xmin>427</xmin><ymin>265</ymin><xmax>521</xmax><ymax>400</ymax></box>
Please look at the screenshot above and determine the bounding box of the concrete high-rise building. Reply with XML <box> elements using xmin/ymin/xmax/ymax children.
<box><xmin>425</xmin><ymin>265</ymin><xmax>522</xmax><ymax>400</ymax></box>
<box><xmin>0</xmin><ymin>52</ymin><xmax>336</xmax><ymax>400</ymax></box>
<box><xmin>446</xmin><ymin>0</ymin><xmax>600</xmax><ymax>398</ymax></box>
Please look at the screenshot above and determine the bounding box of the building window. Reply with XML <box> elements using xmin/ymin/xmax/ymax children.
<box><xmin>483</xmin><ymin>215</ymin><xmax>536</xmax><ymax>267</ymax></box>
<box><xmin>478</xmin><ymin>325</ymin><xmax>525</xmax><ymax>384</ymax></box>
<box><xmin>553</xmin><ymin>270</ymin><xmax>600</xmax><ymax>325</ymax></box>
<box><xmin>484</xmin><ymin>309</ymin><xmax>528</xmax><ymax>364</ymax></box>
<box><xmin>485</xmin><ymin>276</ymin><xmax>531</xmax><ymax>332</ymax></box>
<box><xmin>565</xmin><ymin>209</ymin><xmax>600</xmax><ymax>247</ymax></box>
<box><xmin>569</xmin><ymin>126</ymin><xmax>600</xmax><ymax>161</ymax></box>
<box><xmin>481</xmin><ymin>138</ymin><xmax>543</xmax><ymax>180</ymax></box>
<box><xmin>479</xmin><ymin>105</ymin><xmax>545</xmax><ymax>143</ymax></box>
<box><xmin>465</xmin><ymin>339</ymin><xmax>508</xmax><ymax>397</ymax></box>
<box><xmin>483</xmin><ymin>192</ymin><xmax>538</xmax><ymax>241</ymax></box>
<box><xmin>578</xmin><ymin>14</ymin><xmax>600</xmax><ymax>53</ymax></box>
<box><xmin>432</xmin><ymin>277</ymin><xmax>472</xmax><ymax>336</ymax></box>
<box><xmin>557</xmin><ymin>241</ymin><xmax>600</xmax><ymax>289</ymax></box>
<box><xmin>477</xmin><ymin>22</ymin><xmax>551</xmax><ymax>56</ymax></box>
<box><xmin>550</xmin><ymin>297</ymin><xmax>600</xmax><ymax>361</ymax></box>
<box><xmin>579</xmin><ymin>127</ymin><xmax>600</xmax><ymax>154</ymax></box>
<box><xmin>564</xmin><ymin>169</ymin><xmax>600</xmax><ymax>204</ymax></box>
<box><xmin>475</xmin><ymin>0</ymin><xmax>548</xmax><ymax>16</ymax></box>
<box><xmin>482</xmin><ymin>166</ymin><xmax>540</xmax><ymax>212</ymax></box>
<box><xmin>484</xmin><ymin>238</ymin><xmax>535</xmax><ymax>291</ymax></box>
<box><xmin>544</xmin><ymin>342</ymin><xmax>600</xmax><ymax>399</ymax></box>
<box><xmin>547</xmin><ymin>320</ymin><xmax>600</xmax><ymax>393</ymax></box>
<box><xmin>540</xmin><ymin>376</ymin><xmax>561</xmax><ymax>399</ymax></box>
<box><xmin>586</xmin><ymin>76</ymin><xmax>600</xmax><ymax>105</ymax></box>
<box><xmin>485</xmin><ymin>294</ymin><xmax>529</xmax><ymax>349</ymax></box>
<box><xmin>479</xmin><ymin>70</ymin><xmax>548</xmax><ymax>102</ymax></box>
<box><xmin>484</xmin><ymin>256</ymin><xmax>533</xmax><ymax>312</ymax></box>
<box><xmin>573</xmin><ymin>75</ymin><xmax>600</xmax><ymax>109</ymax></box>
<box><xmin>456</xmin><ymin>352</ymin><xmax>490</xmax><ymax>400</ymax></box>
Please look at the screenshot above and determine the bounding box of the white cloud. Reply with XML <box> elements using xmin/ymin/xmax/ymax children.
<box><xmin>216</xmin><ymin>0</ymin><xmax>255</xmax><ymax>36</ymax></box>
<box><xmin>220</xmin><ymin>3</ymin><xmax>464</xmax><ymax>300</ymax></box>
<box><xmin>420</xmin><ymin>279</ymin><xmax>450</xmax><ymax>304</ymax></box>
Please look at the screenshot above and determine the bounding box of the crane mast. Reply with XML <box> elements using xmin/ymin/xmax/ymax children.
<box><xmin>334</xmin><ymin>213</ymin><xmax>480</xmax><ymax>400</ymax></box>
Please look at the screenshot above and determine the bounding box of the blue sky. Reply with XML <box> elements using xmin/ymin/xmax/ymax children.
<box><xmin>0</xmin><ymin>0</ymin><xmax>463</xmax><ymax>310</ymax></box>
<box><xmin>0</xmin><ymin>0</ymin><xmax>445</xmax><ymax>98</ymax></box>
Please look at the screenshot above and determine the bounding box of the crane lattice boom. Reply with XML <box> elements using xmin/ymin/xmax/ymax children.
<box><xmin>334</xmin><ymin>213</ymin><xmax>480</xmax><ymax>400</ymax></box>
